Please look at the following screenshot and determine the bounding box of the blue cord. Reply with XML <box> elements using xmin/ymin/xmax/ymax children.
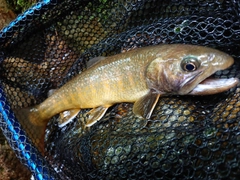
<box><xmin>0</xmin><ymin>0</ymin><xmax>61</xmax><ymax>179</ymax></box>
<box><xmin>0</xmin><ymin>0</ymin><xmax>57</xmax><ymax>46</ymax></box>
<box><xmin>0</xmin><ymin>83</ymin><xmax>59</xmax><ymax>180</ymax></box>
<box><xmin>1</xmin><ymin>0</ymin><xmax>50</xmax><ymax>34</ymax></box>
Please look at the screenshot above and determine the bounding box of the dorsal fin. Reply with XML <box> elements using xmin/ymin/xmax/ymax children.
<box><xmin>47</xmin><ymin>89</ymin><xmax>57</xmax><ymax>97</ymax></box>
<box><xmin>86</xmin><ymin>56</ymin><xmax>106</xmax><ymax>68</ymax></box>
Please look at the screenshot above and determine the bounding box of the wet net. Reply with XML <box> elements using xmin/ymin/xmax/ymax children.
<box><xmin>1</xmin><ymin>0</ymin><xmax>240</xmax><ymax>179</ymax></box>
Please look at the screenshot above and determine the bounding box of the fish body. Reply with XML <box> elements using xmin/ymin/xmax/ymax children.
<box><xmin>41</xmin><ymin>49</ymin><xmax>151</xmax><ymax>119</ymax></box>
<box><xmin>15</xmin><ymin>44</ymin><xmax>239</xmax><ymax>153</ymax></box>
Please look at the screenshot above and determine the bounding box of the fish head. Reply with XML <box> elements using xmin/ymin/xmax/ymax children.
<box><xmin>146</xmin><ymin>44</ymin><xmax>239</xmax><ymax>95</ymax></box>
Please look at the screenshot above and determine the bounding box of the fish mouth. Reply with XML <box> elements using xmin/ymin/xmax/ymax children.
<box><xmin>188</xmin><ymin>76</ymin><xmax>239</xmax><ymax>95</ymax></box>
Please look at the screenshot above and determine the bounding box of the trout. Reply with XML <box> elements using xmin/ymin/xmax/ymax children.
<box><xmin>15</xmin><ymin>44</ymin><xmax>239</xmax><ymax>154</ymax></box>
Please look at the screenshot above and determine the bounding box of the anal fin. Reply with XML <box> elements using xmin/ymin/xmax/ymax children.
<box><xmin>58</xmin><ymin>109</ymin><xmax>80</xmax><ymax>127</ymax></box>
<box><xmin>47</xmin><ymin>89</ymin><xmax>80</xmax><ymax>127</ymax></box>
<box><xmin>133</xmin><ymin>92</ymin><xmax>160</xmax><ymax>119</ymax></box>
<box><xmin>85</xmin><ymin>106</ymin><xmax>109</xmax><ymax>127</ymax></box>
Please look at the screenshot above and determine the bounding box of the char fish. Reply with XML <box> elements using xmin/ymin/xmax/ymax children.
<box><xmin>15</xmin><ymin>44</ymin><xmax>239</xmax><ymax>153</ymax></box>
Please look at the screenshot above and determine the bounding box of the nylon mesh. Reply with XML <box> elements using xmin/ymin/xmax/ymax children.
<box><xmin>0</xmin><ymin>0</ymin><xmax>240</xmax><ymax>179</ymax></box>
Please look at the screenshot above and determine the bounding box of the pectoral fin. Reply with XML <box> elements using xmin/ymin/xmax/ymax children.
<box><xmin>58</xmin><ymin>109</ymin><xmax>80</xmax><ymax>127</ymax></box>
<box><xmin>133</xmin><ymin>92</ymin><xmax>160</xmax><ymax>119</ymax></box>
<box><xmin>85</xmin><ymin>106</ymin><xmax>109</xmax><ymax>127</ymax></box>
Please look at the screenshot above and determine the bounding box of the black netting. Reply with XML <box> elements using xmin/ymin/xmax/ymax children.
<box><xmin>1</xmin><ymin>0</ymin><xmax>240</xmax><ymax>179</ymax></box>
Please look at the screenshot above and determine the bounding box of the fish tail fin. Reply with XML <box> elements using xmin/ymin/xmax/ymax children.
<box><xmin>13</xmin><ymin>106</ymin><xmax>47</xmax><ymax>155</ymax></box>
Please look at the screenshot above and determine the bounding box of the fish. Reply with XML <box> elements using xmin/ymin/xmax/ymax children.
<box><xmin>14</xmin><ymin>44</ymin><xmax>239</xmax><ymax>154</ymax></box>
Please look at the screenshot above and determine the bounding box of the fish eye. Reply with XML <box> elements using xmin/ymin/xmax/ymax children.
<box><xmin>181</xmin><ymin>57</ymin><xmax>200</xmax><ymax>72</ymax></box>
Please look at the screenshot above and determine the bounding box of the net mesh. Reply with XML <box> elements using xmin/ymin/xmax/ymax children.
<box><xmin>1</xmin><ymin>0</ymin><xmax>240</xmax><ymax>179</ymax></box>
